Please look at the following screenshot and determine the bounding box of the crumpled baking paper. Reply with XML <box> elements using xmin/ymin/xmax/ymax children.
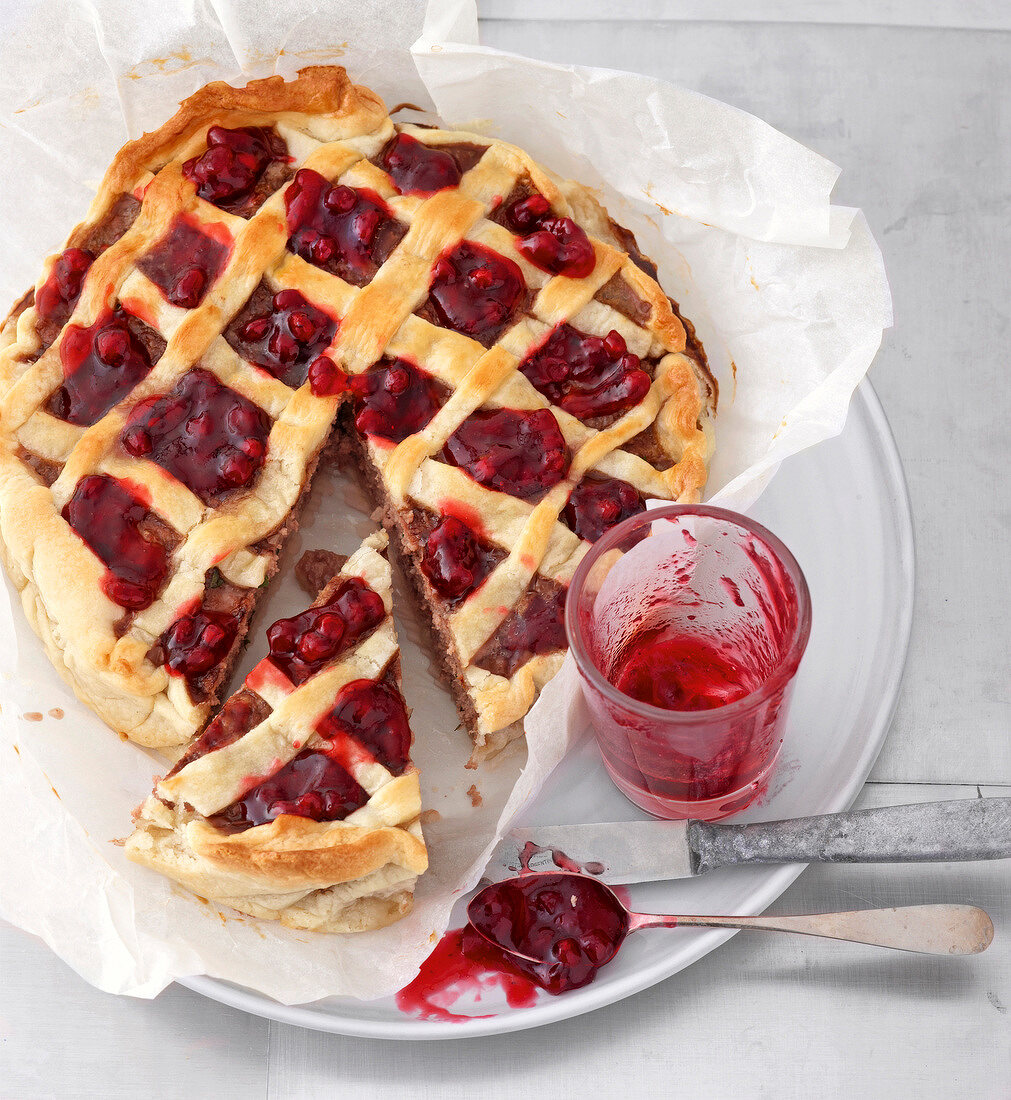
<box><xmin>0</xmin><ymin>0</ymin><xmax>890</xmax><ymax>1003</ymax></box>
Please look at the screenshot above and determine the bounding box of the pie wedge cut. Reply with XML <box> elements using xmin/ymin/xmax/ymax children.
<box><xmin>0</xmin><ymin>64</ymin><xmax>715</xmax><ymax>760</ymax></box>
<box><xmin>125</xmin><ymin>532</ymin><xmax>428</xmax><ymax>933</ymax></box>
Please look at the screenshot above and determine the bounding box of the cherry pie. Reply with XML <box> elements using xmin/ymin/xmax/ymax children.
<box><xmin>0</xmin><ymin>65</ymin><xmax>715</xmax><ymax>764</ymax></box>
<box><xmin>126</xmin><ymin>532</ymin><xmax>429</xmax><ymax>932</ymax></box>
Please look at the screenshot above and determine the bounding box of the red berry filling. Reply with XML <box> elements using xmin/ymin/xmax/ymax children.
<box><xmin>211</xmin><ymin>750</ymin><xmax>368</xmax><ymax>831</ymax></box>
<box><xmin>476</xmin><ymin>584</ymin><xmax>568</xmax><ymax>679</ymax></box>
<box><xmin>161</xmin><ymin>606</ymin><xmax>240</xmax><ymax>679</ymax></box>
<box><xmin>307</xmin><ymin>354</ymin><xmax>346</xmax><ymax>397</ymax></box>
<box><xmin>425</xmin><ymin>241</ymin><xmax>527</xmax><ymax>346</ymax></box>
<box><xmin>36</xmin><ymin>248</ymin><xmax>93</xmax><ymax>328</ymax></box>
<box><xmin>137</xmin><ymin>214</ymin><xmax>231</xmax><ymax>309</ymax></box>
<box><xmin>316</xmin><ymin>678</ymin><xmax>412</xmax><ymax>775</ymax></box>
<box><xmin>183</xmin><ymin>126</ymin><xmax>288</xmax><ymax>208</ymax></box>
<box><xmin>285</xmin><ymin>168</ymin><xmax>402</xmax><ymax>286</ymax></box>
<box><xmin>380</xmin><ymin>133</ymin><xmax>462</xmax><ymax>196</ymax></box>
<box><xmin>505</xmin><ymin>193</ymin><xmax>595</xmax><ymax>279</ymax></box>
<box><xmin>62</xmin><ymin>474</ymin><xmax>171</xmax><ymax>611</ymax></box>
<box><xmin>227</xmin><ymin>288</ymin><xmax>337</xmax><ymax>388</ymax></box>
<box><xmin>266</xmin><ymin>577</ymin><xmax>386</xmax><ymax>686</ymax></box>
<box><xmin>121</xmin><ymin>367</ymin><xmax>271</xmax><ymax>505</ymax></box>
<box><xmin>349</xmin><ymin>357</ymin><xmax>444</xmax><ymax>443</ymax></box>
<box><xmin>443</xmin><ymin>407</ymin><xmax>570</xmax><ymax>499</ymax></box>
<box><xmin>520</xmin><ymin>323</ymin><xmax>651</xmax><ymax>420</ymax></box>
<box><xmin>421</xmin><ymin>515</ymin><xmax>500</xmax><ymax>605</ymax></box>
<box><xmin>563</xmin><ymin>475</ymin><xmax>645</xmax><ymax>543</ymax></box>
<box><xmin>49</xmin><ymin>307</ymin><xmax>157</xmax><ymax>426</ymax></box>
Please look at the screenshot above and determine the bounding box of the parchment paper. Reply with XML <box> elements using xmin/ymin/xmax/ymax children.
<box><xmin>0</xmin><ymin>0</ymin><xmax>890</xmax><ymax>1003</ymax></box>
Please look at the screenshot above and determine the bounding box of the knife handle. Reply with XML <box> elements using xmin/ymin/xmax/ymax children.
<box><xmin>687</xmin><ymin>797</ymin><xmax>1011</xmax><ymax>874</ymax></box>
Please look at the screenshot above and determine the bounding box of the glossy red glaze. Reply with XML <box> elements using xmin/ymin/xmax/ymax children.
<box><xmin>426</xmin><ymin>241</ymin><xmax>526</xmax><ymax>345</ymax></box>
<box><xmin>481</xmin><ymin>586</ymin><xmax>567</xmax><ymax>677</ymax></box>
<box><xmin>520</xmin><ymin>323</ymin><xmax>650</xmax><ymax>419</ymax></box>
<box><xmin>138</xmin><ymin>215</ymin><xmax>230</xmax><ymax>309</ymax></box>
<box><xmin>232</xmin><ymin>288</ymin><xmax>337</xmax><ymax>388</ymax></box>
<box><xmin>285</xmin><ymin>168</ymin><xmax>395</xmax><ymax>283</ymax></box>
<box><xmin>62</xmin><ymin>474</ymin><xmax>170</xmax><ymax>610</ymax></box>
<box><xmin>183</xmin><ymin>125</ymin><xmax>288</xmax><ymax>206</ymax></box>
<box><xmin>266</xmin><ymin>577</ymin><xmax>385</xmax><ymax>686</ymax></box>
<box><xmin>121</xmin><ymin>367</ymin><xmax>271</xmax><ymax>504</ymax></box>
<box><xmin>50</xmin><ymin>307</ymin><xmax>156</xmax><ymax>426</ymax></box>
<box><xmin>212</xmin><ymin>749</ymin><xmax>368</xmax><ymax>830</ymax></box>
<box><xmin>350</xmin><ymin>357</ymin><xmax>443</xmax><ymax>443</ymax></box>
<box><xmin>308</xmin><ymin>354</ymin><xmax>346</xmax><ymax>397</ymax></box>
<box><xmin>420</xmin><ymin>515</ymin><xmax>499</xmax><ymax>605</ymax></box>
<box><xmin>315</xmin><ymin>678</ymin><xmax>412</xmax><ymax>775</ymax></box>
<box><xmin>504</xmin><ymin>193</ymin><xmax>595</xmax><ymax>278</ymax></box>
<box><xmin>443</xmin><ymin>407</ymin><xmax>569</xmax><ymax>499</ymax></box>
<box><xmin>35</xmin><ymin>248</ymin><xmax>93</xmax><ymax>326</ymax></box>
<box><xmin>564</xmin><ymin>475</ymin><xmax>645</xmax><ymax>543</ymax></box>
<box><xmin>161</xmin><ymin>606</ymin><xmax>240</xmax><ymax>679</ymax></box>
<box><xmin>381</xmin><ymin>133</ymin><xmax>461</xmax><ymax>196</ymax></box>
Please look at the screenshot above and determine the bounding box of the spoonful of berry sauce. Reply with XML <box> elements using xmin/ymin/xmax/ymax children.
<box><xmin>467</xmin><ymin>872</ymin><xmax>993</xmax><ymax>994</ymax></box>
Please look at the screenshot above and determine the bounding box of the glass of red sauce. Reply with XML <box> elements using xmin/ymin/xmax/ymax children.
<box><xmin>566</xmin><ymin>505</ymin><xmax>812</xmax><ymax>821</ymax></box>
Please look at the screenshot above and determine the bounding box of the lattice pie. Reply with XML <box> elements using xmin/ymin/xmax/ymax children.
<box><xmin>0</xmin><ymin>66</ymin><xmax>715</xmax><ymax>766</ymax></box>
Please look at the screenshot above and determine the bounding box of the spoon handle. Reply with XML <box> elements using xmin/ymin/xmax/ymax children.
<box><xmin>631</xmin><ymin>904</ymin><xmax>994</xmax><ymax>955</ymax></box>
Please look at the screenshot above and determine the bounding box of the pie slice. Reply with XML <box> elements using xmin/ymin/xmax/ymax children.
<box><xmin>0</xmin><ymin>65</ymin><xmax>715</xmax><ymax>759</ymax></box>
<box><xmin>125</xmin><ymin>532</ymin><xmax>429</xmax><ymax>933</ymax></box>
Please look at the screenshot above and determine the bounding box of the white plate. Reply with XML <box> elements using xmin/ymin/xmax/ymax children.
<box><xmin>180</xmin><ymin>378</ymin><xmax>914</xmax><ymax>1038</ymax></box>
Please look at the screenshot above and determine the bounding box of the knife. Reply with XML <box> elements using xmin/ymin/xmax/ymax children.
<box><xmin>484</xmin><ymin>797</ymin><xmax>1011</xmax><ymax>885</ymax></box>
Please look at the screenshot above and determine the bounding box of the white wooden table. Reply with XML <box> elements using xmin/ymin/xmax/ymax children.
<box><xmin>3</xmin><ymin>7</ymin><xmax>1009</xmax><ymax>1096</ymax></box>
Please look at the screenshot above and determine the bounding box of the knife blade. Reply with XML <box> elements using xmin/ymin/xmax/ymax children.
<box><xmin>484</xmin><ymin>797</ymin><xmax>1011</xmax><ymax>886</ymax></box>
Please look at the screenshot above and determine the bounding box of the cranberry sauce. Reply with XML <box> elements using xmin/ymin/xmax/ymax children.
<box><xmin>504</xmin><ymin>193</ymin><xmax>595</xmax><ymax>279</ymax></box>
<box><xmin>170</xmin><ymin>689</ymin><xmax>271</xmax><ymax>775</ymax></box>
<box><xmin>380</xmin><ymin>133</ymin><xmax>462</xmax><ymax>196</ymax></box>
<box><xmin>183</xmin><ymin>126</ymin><xmax>289</xmax><ymax>211</ymax></box>
<box><xmin>48</xmin><ymin>307</ymin><xmax>159</xmax><ymax>426</ymax></box>
<box><xmin>442</xmin><ymin>407</ymin><xmax>569</xmax><ymax>499</ymax></box>
<box><xmin>62</xmin><ymin>474</ymin><xmax>172</xmax><ymax>610</ymax></box>
<box><xmin>420</xmin><ymin>515</ymin><xmax>501</xmax><ymax>605</ymax></box>
<box><xmin>137</xmin><ymin>215</ymin><xmax>231</xmax><ymax>309</ymax></box>
<box><xmin>475</xmin><ymin>583</ymin><xmax>567</xmax><ymax>679</ymax></box>
<box><xmin>424</xmin><ymin>241</ymin><xmax>526</xmax><ymax>346</ymax></box>
<box><xmin>211</xmin><ymin>749</ymin><xmax>369</xmax><ymax>832</ymax></box>
<box><xmin>349</xmin><ymin>357</ymin><xmax>445</xmax><ymax>443</ymax></box>
<box><xmin>225</xmin><ymin>287</ymin><xmax>336</xmax><ymax>388</ymax></box>
<box><xmin>563</xmin><ymin>475</ymin><xmax>646</xmax><ymax>543</ymax></box>
<box><xmin>121</xmin><ymin>367</ymin><xmax>271</xmax><ymax>505</ymax></box>
<box><xmin>266</xmin><ymin>577</ymin><xmax>386</xmax><ymax>686</ymax></box>
<box><xmin>315</xmin><ymin>677</ymin><xmax>412</xmax><ymax>775</ymax></box>
<box><xmin>285</xmin><ymin>168</ymin><xmax>404</xmax><ymax>287</ymax></box>
<box><xmin>307</xmin><ymin>354</ymin><xmax>346</xmax><ymax>398</ymax></box>
<box><xmin>36</xmin><ymin>248</ymin><xmax>93</xmax><ymax>330</ymax></box>
<box><xmin>160</xmin><ymin>605</ymin><xmax>240</xmax><ymax>680</ymax></box>
<box><xmin>468</xmin><ymin>874</ymin><xmax>628</xmax><ymax>994</ymax></box>
<box><xmin>520</xmin><ymin>324</ymin><xmax>651</xmax><ymax>421</ymax></box>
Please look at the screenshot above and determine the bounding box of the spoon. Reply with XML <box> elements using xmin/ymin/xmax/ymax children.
<box><xmin>467</xmin><ymin>872</ymin><xmax>994</xmax><ymax>994</ymax></box>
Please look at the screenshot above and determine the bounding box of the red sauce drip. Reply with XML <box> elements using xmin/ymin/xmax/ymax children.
<box><xmin>468</xmin><ymin>874</ymin><xmax>628</xmax><ymax>994</ymax></box>
<box><xmin>505</xmin><ymin>193</ymin><xmax>595</xmax><ymax>279</ymax></box>
<box><xmin>443</xmin><ymin>407</ymin><xmax>569</xmax><ymax>500</ymax></box>
<box><xmin>50</xmin><ymin>307</ymin><xmax>156</xmax><ymax>426</ymax></box>
<box><xmin>36</xmin><ymin>248</ymin><xmax>93</xmax><ymax>327</ymax></box>
<box><xmin>479</xmin><ymin>586</ymin><xmax>568</xmax><ymax>677</ymax></box>
<box><xmin>285</xmin><ymin>168</ymin><xmax>396</xmax><ymax>284</ymax></box>
<box><xmin>137</xmin><ymin>215</ymin><xmax>231</xmax><ymax>309</ymax></box>
<box><xmin>121</xmin><ymin>367</ymin><xmax>271</xmax><ymax>504</ymax></box>
<box><xmin>349</xmin><ymin>357</ymin><xmax>443</xmax><ymax>443</ymax></box>
<box><xmin>266</xmin><ymin>577</ymin><xmax>385</xmax><ymax>686</ymax></box>
<box><xmin>563</xmin><ymin>475</ymin><xmax>645</xmax><ymax>543</ymax></box>
<box><xmin>315</xmin><ymin>677</ymin><xmax>412</xmax><ymax>775</ymax></box>
<box><xmin>395</xmin><ymin>925</ymin><xmax>540</xmax><ymax>1022</ymax></box>
<box><xmin>612</xmin><ymin>624</ymin><xmax>763</xmax><ymax>711</ymax></box>
<box><xmin>183</xmin><ymin>125</ymin><xmax>288</xmax><ymax>207</ymax></box>
<box><xmin>521</xmin><ymin>324</ymin><xmax>651</xmax><ymax>419</ymax></box>
<box><xmin>62</xmin><ymin>474</ymin><xmax>170</xmax><ymax>610</ymax></box>
<box><xmin>420</xmin><ymin>515</ymin><xmax>499</xmax><ymax>605</ymax></box>
<box><xmin>161</xmin><ymin>606</ymin><xmax>240</xmax><ymax>680</ymax></box>
<box><xmin>381</xmin><ymin>133</ymin><xmax>462</xmax><ymax>196</ymax></box>
<box><xmin>426</xmin><ymin>241</ymin><xmax>526</xmax><ymax>345</ymax></box>
<box><xmin>231</xmin><ymin>288</ymin><xmax>337</xmax><ymax>388</ymax></box>
<box><xmin>211</xmin><ymin>749</ymin><xmax>368</xmax><ymax>831</ymax></box>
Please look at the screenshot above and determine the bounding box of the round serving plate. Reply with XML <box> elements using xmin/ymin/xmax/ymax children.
<box><xmin>180</xmin><ymin>378</ymin><xmax>915</xmax><ymax>1039</ymax></box>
